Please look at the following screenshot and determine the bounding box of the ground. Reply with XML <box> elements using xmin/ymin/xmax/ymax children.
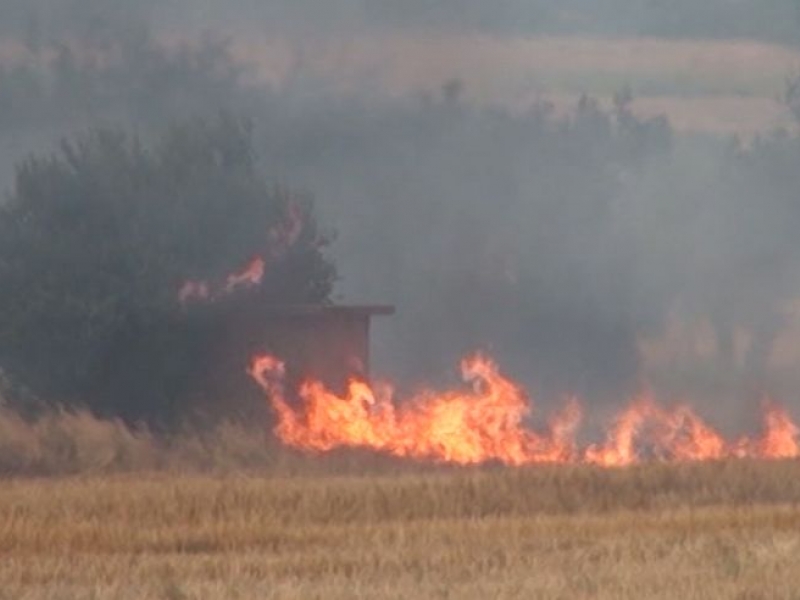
<box><xmin>2</xmin><ymin>459</ymin><xmax>800</xmax><ymax>599</ymax></box>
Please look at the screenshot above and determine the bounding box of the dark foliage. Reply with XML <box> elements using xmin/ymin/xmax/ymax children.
<box><xmin>0</xmin><ymin>115</ymin><xmax>336</xmax><ymax>425</ymax></box>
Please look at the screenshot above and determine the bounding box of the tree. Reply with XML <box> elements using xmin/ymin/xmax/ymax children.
<box><xmin>0</xmin><ymin>115</ymin><xmax>336</xmax><ymax>425</ymax></box>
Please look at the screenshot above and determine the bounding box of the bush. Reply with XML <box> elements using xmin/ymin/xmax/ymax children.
<box><xmin>0</xmin><ymin>115</ymin><xmax>336</xmax><ymax>425</ymax></box>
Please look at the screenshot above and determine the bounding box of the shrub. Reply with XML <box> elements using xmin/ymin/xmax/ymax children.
<box><xmin>0</xmin><ymin>115</ymin><xmax>336</xmax><ymax>425</ymax></box>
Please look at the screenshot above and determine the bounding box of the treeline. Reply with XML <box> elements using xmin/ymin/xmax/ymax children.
<box><xmin>0</xmin><ymin>32</ymin><xmax>248</xmax><ymax>135</ymax></box>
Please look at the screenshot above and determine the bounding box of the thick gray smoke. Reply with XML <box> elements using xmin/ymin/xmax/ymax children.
<box><xmin>2</xmin><ymin>0</ymin><xmax>800</xmax><ymax>430</ymax></box>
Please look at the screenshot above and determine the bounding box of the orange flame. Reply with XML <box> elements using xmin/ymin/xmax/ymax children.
<box><xmin>224</xmin><ymin>257</ymin><xmax>266</xmax><ymax>293</ymax></box>
<box><xmin>759</xmin><ymin>403</ymin><xmax>800</xmax><ymax>458</ymax></box>
<box><xmin>179</xmin><ymin>203</ymin><xmax>304</xmax><ymax>304</ymax></box>
<box><xmin>248</xmin><ymin>353</ymin><xmax>800</xmax><ymax>466</ymax></box>
<box><xmin>732</xmin><ymin>402</ymin><xmax>800</xmax><ymax>459</ymax></box>
<box><xmin>584</xmin><ymin>399</ymin><xmax>652</xmax><ymax>467</ymax></box>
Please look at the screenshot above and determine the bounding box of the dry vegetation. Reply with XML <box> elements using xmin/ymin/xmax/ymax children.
<box><xmin>1</xmin><ymin>409</ymin><xmax>800</xmax><ymax>599</ymax></box>
<box><xmin>4</xmin><ymin>33</ymin><xmax>795</xmax><ymax>135</ymax></box>
<box><xmin>233</xmin><ymin>34</ymin><xmax>800</xmax><ymax>135</ymax></box>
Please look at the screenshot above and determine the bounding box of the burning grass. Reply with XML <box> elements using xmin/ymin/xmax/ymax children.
<box><xmin>3</xmin><ymin>348</ymin><xmax>800</xmax><ymax>477</ymax></box>
<box><xmin>250</xmin><ymin>353</ymin><xmax>800</xmax><ymax>468</ymax></box>
<box><xmin>2</xmin><ymin>461</ymin><xmax>800</xmax><ymax>599</ymax></box>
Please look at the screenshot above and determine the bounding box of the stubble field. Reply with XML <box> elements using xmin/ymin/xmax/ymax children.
<box><xmin>2</xmin><ymin>456</ymin><xmax>800</xmax><ymax>599</ymax></box>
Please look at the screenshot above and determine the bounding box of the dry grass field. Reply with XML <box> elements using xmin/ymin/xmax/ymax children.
<box><xmin>3</xmin><ymin>464</ymin><xmax>800</xmax><ymax>599</ymax></box>
<box><xmin>229</xmin><ymin>33</ymin><xmax>800</xmax><ymax>135</ymax></box>
<box><xmin>2</xmin><ymin>33</ymin><xmax>796</xmax><ymax>135</ymax></box>
<box><xmin>2</xmin><ymin>406</ymin><xmax>800</xmax><ymax>599</ymax></box>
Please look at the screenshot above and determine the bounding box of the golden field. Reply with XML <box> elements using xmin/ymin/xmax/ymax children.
<box><xmin>2</xmin><ymin>406</ymin><xmax>800</xmax><ymax>599</ymax></box>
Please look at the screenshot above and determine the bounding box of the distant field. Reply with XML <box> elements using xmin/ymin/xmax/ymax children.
<box><xmin>3</xmin><ymin>460</ymin><xmax>800</xmax><ymax>599</ymax></box>
<box><xmin>231</xmin><ymin>33</ymin><xmax>800</xmax><ymax>135</ymax></box>
<box><xmin>1</xmin><ymin>32</ymin><xmax>797</xmax><ymax>136</ymax></box>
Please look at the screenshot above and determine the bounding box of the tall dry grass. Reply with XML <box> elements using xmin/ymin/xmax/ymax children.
<box><xmin>0</xmin><ymin>403</ymin><xmax>323</xmax><ymax>477</ymax></box>
<box><xmin>3</xmin><ymin>403</ymin><xmax>800</xmax><ymax>487</ymax></box>
<box><xmin>0</xmin><ymin>404</ymin><xmax>444</xmax><ymax>478</ymax></box>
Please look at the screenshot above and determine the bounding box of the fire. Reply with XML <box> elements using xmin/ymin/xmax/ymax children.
<box><xmin>224</xmin><ymin>257</ymin><xmax>266</xmax><ymax>293</ymax></box>
<box><xmin>731</xmin><ymin>402</ymin><xmax>800</xmax><ymax>459</ymax></box>
<box><xmin>249</xmin><ymin>353</ymin><xmax>800</xmax><ymax>466</ymax></box>
<box><xmin>584</xmin><ymin>399</ymin><xmax>651</xmax><ymax>467</ymax></box>
<box><xmin>584</xmin><ymin>397</ymin><xmax>729</xmax><ymax>466</ymax></box>
<box><xmin>179</xmin><ymin>203</ymin><xmax>304</xmax><ymax>303</ymax></box>
<box><xmin>759</xmin><ymin>403</ymin><xmax>800</xmax><ymax>458</ymax></box>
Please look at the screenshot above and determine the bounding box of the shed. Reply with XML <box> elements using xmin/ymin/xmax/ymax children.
<box><xmin>254</xmin><ymin>305</ymin><xmax>395</xmax><ymax>393</ymax></box>
<box><xmin>201</xmin><ymin>300</ymin><xmax>394</xmax><ymax>420</ymax></box>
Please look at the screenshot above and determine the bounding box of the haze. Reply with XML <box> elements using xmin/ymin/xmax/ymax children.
<box><xmin>2</xmin><ymin>0</ymin><xmax>800</xmax><ymax>433</ymax></box>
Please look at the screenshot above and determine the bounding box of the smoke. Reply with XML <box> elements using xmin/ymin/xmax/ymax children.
<box><xmin>2</xmin><ymin>0</ymin><xmax>800</xmax><ymax>430</ymax></box>
<box><xmin>2</xmin><ymin>0</ymin><xmax>798</xmax><ymax>36</ymax></box>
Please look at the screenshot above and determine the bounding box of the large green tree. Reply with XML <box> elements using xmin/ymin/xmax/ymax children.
<box><xmin>0</xmin><ymin>115</ymin><xmax>336</xmax><ymax>424</ymax></box>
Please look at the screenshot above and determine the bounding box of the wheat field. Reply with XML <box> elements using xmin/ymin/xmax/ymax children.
<box><xmin>2</xmin><ymin>410</ymin><xmax>800</xmax><ymax>600</ymax></box>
